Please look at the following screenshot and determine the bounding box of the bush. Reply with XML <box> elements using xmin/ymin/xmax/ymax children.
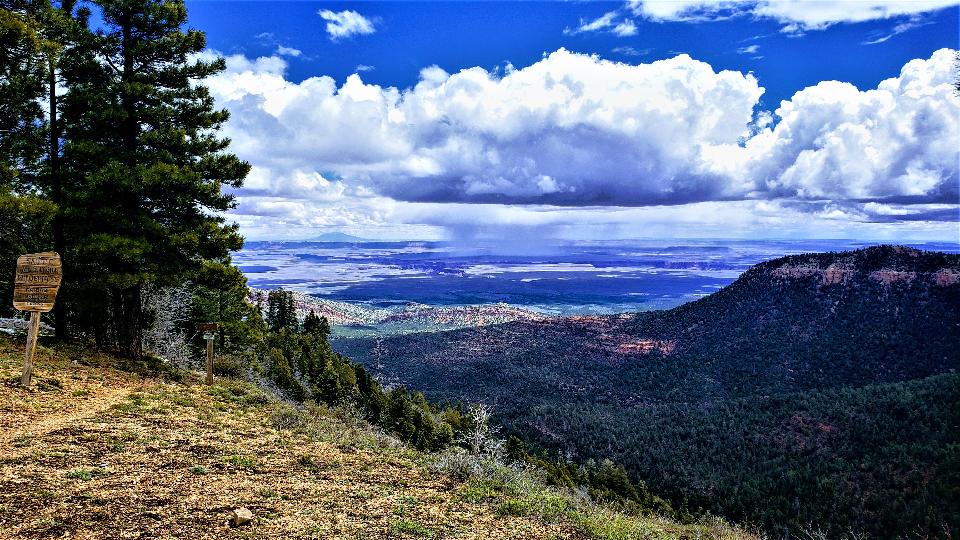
<box><xmin>213</xmin><ymin>353</ymin><xmax>249</xmax><ymax>378</ymax></box>
<box><xmin>270</xmin><ymin>403</ymin><xmax>308</xmax><ymax>431</ymax></box>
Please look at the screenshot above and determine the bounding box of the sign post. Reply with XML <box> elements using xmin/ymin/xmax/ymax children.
<box><xmin>13</xmin><ymin>252</ymin><xmax>62</xmax><ymax>386</ymax></box>
<box><xmin>198</xmin><ymin>322</ymin><xmax>218</xmax><ymax>385</ymax></box>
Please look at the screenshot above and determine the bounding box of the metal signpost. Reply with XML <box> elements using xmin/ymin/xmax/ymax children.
<box><xmin>13</xmin><ymin>252</ymin><xmax>62</xmax><ymax>386</ymax></box>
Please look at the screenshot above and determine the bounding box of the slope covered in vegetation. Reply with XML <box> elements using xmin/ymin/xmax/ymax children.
<box><xmin>0</xmin><ymin>334</ymin><xmax>754</xmax><ymax>539</ymax></box>
<box><xmin>333</xmin><ymin>246</ymin><xmax>960</xmax><ymax>537</ymax></box>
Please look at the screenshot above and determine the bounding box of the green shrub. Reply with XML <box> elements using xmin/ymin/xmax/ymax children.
<box><xmin>496</xmin><ymin>498</ymin><xmax>531</xmax><ymax>517</ymax></box>
<box><xmin>391</xmin><ymin>519</ymin><xmax>434</xmax><ymax>538</ymax></box>
<box><xmin>213</xmin><ymin>354</ymin><xmax>249</xmax><ymax>378</ymax></box>
<box><xmin>270</xmin><ymin>403</ymin><xmax>307</xmax><ymax>431</ymax></box>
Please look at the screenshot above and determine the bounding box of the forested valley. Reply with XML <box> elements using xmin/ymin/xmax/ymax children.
<box><xmin>335</xmin><ymin>246</ymin><xmax>960</xmax><ymax>538</ymax></box>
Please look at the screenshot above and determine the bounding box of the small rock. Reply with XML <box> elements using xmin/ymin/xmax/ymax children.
<box><xmin>231</xmin><ymin>507</ymin><xmax>254</xmax><ymax>526</ymax></box>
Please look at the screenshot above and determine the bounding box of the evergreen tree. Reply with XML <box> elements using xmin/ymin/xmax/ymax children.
<box><xmin>38</xmin><ymin>0</ymin><xmax>85</xmax><ymax>338</ymax></box>
<box><xmin>266</xmin><ymin>289</ymin><xmax>298</xmax><ymax>333</ymax></box>
<box><xmin>0</xmin><ymin>0</ymin><xmax>57</xmax><ymax>315</ymax></box>
<box><xmin>0</xmin><ymin>0</ymin><xmax>46</xmax><ymax>188</ymax></box>
<box><xmin>303</xmin><ymin>310</ymin><xmax>330</xmax><ymax>336</ymax></box>
<box><xmin>59</xmin><ymin>0</ymin><xmax>248</xmax><ymax>358</ymax></box>
<box><xmin>191</xmin><ymin>260</ymin><xmax>263</xmax><ymax>352</ymax></box>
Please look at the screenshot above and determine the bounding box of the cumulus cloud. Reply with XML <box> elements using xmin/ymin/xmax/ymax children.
<box><xmin>627</xmin><ymin>0</ymin><xmax>957</xmax><ymax>31</ymax></box>
<box><xmin>208</xmin><ymin>47</ymin><xmax>958</xmax><ymax>206</ymax></box>
<box><xmin>734</xmin><ymin>48</ymin><xmax>959</xmax><ymax>205</ymax></box>
<box><xmin>202</xmin><ymin>47</ymin><xmax>959</xmax><ymax>238</ymax></box>
<box><xmin>318</xmin><ymin>9</ymin><xmax>377</xmax><ymax>40</ymax></box>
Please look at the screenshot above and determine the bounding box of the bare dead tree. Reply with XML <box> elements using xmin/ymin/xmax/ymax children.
<box><xmin>143</xmin><ymin>284</ymin><xmax>193</xmax><ymax>368</ymax></box>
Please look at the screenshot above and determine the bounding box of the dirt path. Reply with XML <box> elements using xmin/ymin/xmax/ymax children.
<box><xmin>0</xmin><ymin>339</ymin><xmax>153</xmax><ymax>458</ymax></box>
<box><xmin>0</xmin><ymin>384</ymin><xmax>135</xmax><ymax>458</ymax></box>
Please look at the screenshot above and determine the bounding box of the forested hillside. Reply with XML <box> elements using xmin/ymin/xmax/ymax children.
<box><xmin>334</xmin><ymin>246</ymin><xmax>960</xmax><ymax>537</ymax></box>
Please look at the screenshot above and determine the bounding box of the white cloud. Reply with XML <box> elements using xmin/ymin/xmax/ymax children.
<box><xmin>862</xmin><ymin>15</ymin><xmax>931</xmax><ymax>44</ymax></box>
<box><xmin>203</xmin><ymin>47</ymin><xmax>959</xmax><ymax>239</ymax></box>
<box><xmin>565</xmin><ymin>11</ymin><xmax>618</xmax><ymax>34</ymax></box>
<box><xmin>318</xmin><ymin>9</ymin><xmax>377</xmax><ymax>40</ymax></box>
<box><xmin>566</xmin><ymin>10</ymin><xmax>639</xmax><ymax>37</ymax></box>
<box><xmin>737</xmin><ymin>44</ymin><xmax>759</xmax><ymax>54</ymax></box>
<box><xmin>275</xmin><ymin>45</ymin><xmax>302</xmax><ymax>57</ymax></box>
<box><xmin>627</xmin><ymin>0</ymin><xmax>957</xmax><ymax>31</ymax></box>
<box><xmin>612</xmin><ymin>46</ymin><xmax>653</xmax><ymax>57</ymax></box>
<box><xmin>356</xmin><ymin>64</ymin><xmax>375</xmax><ymax>72</ymax></box>
<box><xmin>734</xmin><ymin>48</ymin><xmax>959</xmax><ymax>204</ymax></box>
<box><xmin>613</xmin><ymin>19</ymin><xmax>639</xmax><ymax>36</ymax></box>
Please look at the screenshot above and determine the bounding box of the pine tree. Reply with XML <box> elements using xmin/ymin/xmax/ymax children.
<box><xmin>266</xmin><ymin>289</ymin><xmax>298</xmax><ymax>333</ymax></box>
<box><xmin>303</xmin><ymin>310</ymin><xmax>330</xmax><ymax>336</ymax></box>
<box><xmin>192</xmin><ymin>260</ymin><xmax>263</xmax><ymax>352</ymax></box>
<box><xmin>0</xmin><ymin>0</ymin><xmax>46</xmax><ymax>188</ymax></box>
<box><xmin>0</xmin><ymin>0</ymin><xmax>57</xmax><ymax>315</ymax></box>
<box><xmin>60</xmin><ymin>0</ymin><xmax>249</xmax><ymax>358</ymax></box>
<box><xmin>39</xmin><ymin>0</ymin><xmax>85</xmax><ymax>339</ymax></box>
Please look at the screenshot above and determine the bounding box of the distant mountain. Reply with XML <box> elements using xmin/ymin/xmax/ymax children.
<box><xmin>306</xmin><ymin>232</ymin><xmax>371</xmax><ymax>243</ymax></box>
<box><xmin>333</xmin><ymin>246</ymin><xmax>960</xmax><ymax>537</ymax></box>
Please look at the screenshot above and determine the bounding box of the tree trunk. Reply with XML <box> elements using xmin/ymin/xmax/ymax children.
<box><xmin>49</xmin><ymin>57</ymin><xmax>68</xmax><ymax>340</ymax></box>
<box><xmin>113</xmin><ymin>285</ymin><xmax>143</xmax><ymax>360</ymax></box>
<box><xmin>113</xmin><ymin>12</ymin><xmax>142</xmax><ymax>361</ymax></box>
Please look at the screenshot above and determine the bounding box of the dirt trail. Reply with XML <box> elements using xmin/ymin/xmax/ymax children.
<box><xmin>0</xmin><ymin>340</ymin><xmax>152</xmax><ymax>458</ymax></box>
<box><xmin>0</xmin><ymin>383</ymin><xmax>135</xmax><ymax>457</ymax></box>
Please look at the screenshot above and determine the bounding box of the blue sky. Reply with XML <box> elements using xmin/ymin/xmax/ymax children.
<box><xmin>185</xmin><ymin>1</ymin><xmax>960</xmax><ymax>241</ymax></box>
<box><xmin>190</xmin><ymin>1</ymin><xmax>957</xmax><ymax>108</ymax></box>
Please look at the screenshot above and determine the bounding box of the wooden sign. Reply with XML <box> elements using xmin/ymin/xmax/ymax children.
<box><xmin>14</xmin><ymin>252</ymin><xmax>62</xmax><ymax>313</ymax></box>
<box><xmin>13</xmin><ymin>252</ymin><xmax>62</xmax><ymax>387</ymax></box>
<box><xmin>197</xmin><ymin>322</ymin><xmax>219</xmax><ymax>332</ymax></box>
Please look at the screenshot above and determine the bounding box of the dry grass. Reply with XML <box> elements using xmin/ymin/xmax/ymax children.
<box><xmin>0</xmin><ymin>334</ymin><xmax>757</xmax><ymax>540</ymax></box>
<box><xmin>0</xmin><ymin>335</ymin><xmax>580</xmax><ymax>539</ymax></box>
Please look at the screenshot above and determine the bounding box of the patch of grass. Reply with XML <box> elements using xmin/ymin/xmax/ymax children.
<box><xmin>35</xmin><ymin>490</ymin><xmax>58</xmax><ymax>501</ymax></box>
<box><xmin>391</xmin><ymin>519</ymin><xmax>435</xmax><ymax>538</ymax></box>
<box><xmin>64</xmin><ymin>468</ymin><xmax>101</xmax><ymax>481</ymax></box>
<box><xmin>460</xmin><ymin>478</ymin><xmax>505</xmax><ymax>504</ymax></box>
<box><xmin>189</xmin><ymin>465</ymin><xmax>207</xmax><ymax>475</ymax></box>
<box><xmin>258</xmin><ymin>487</ymin><xmax>278</xmax><ymax>499</ymax></box>
<box><xmin>206</xmin><ymin>385</ymin><xmax>235</xmax><ymax>402</ymax></box>
<box><xmin>223</xmin><ymin>453</ymin><xmax>257</xmax><ymax>469</ymax></box>
<box><xmin>12</xmin><ymin>434</ymin><xmax>32</xmax><ymax>448</ymax></box>
<box><xmin>207</xmin><ymin>380</ymin><xmax>268</xmax><ymax>407</ymax></box>
<box><xmin>393</xmin><ymin>495</ymin><xmax>420</xmax><ymax>517</ymax></box>
<box><xmin>540</xmin><ymin>493</ymin><xmax>570</xmax><ymax>521</ymax></box>
<box><xmin>496</xmin><ymin>498</ymin><xmax>532</xmax><ymax>517</ymax></box>
<box><xmin>111</xmin><ymin>392</ymin><xmax>148</xmax><ymax>414</ymax></box>
<box><xmin>71</xmin><ymin>388</ymin><xmax>92</xmax><ymax>397</ymax></box>
<box><xmin>33</xmin><ymin>517</ymin><xmax>65</xmax><ymax>530</ymax></box>
<box><xmin>163</xmin><ymin>390</ymin><xmax>196</xmax><ymax>408</ymax></box>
